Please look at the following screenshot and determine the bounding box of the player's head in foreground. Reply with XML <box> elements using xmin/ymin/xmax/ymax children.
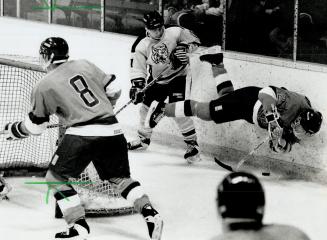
<box><xmin>143</xmin><ymin>11</ymin><xmax>164</xmax><ymax>40</ymax></box>
<box><xmin>39</xmin><ymin>37</ymin><xmax>69</xmax><ymax>71</ymax></box>
<box><xmin>292</xmin><ymin>108</ymin><xmax>323</xmax><ymax>139</ymax></box>
<box><xmin>217</xmin><ymin>171</ymin><xmax>265</xmax><ymax>230</ymax></box>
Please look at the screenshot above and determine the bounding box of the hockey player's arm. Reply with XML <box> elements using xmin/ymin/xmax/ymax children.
<box><xmin>5</xmin><ymin>113</ymin><xmax>49</xmax><ymax>140</ymax></box>
<box><xmin>104</xmin><ymin>74</ymin><xmax>121</xmax><ymax>109</ymax></box>
<box><xmin>178</xmin><ymin>27</ymin><xmax>201</xmax><ymax>52</ymax></box>
<box><xmin>5</xmin><ymin>87</ymin><xmax>50</xmax><ymax>140</ymax></box>
<box><xmin>169</xmin><ymin>27</ymin><xmax>201</xmax><ymax>69</ymax></box>
<box><xmin>130</xmin><ymin>46</ymin><xmax>147</xmax><ymax>104</ymax></box>
<box><xmin>258</xmin><ymin>86</ymin><xmax>278</xmax><ymax>113</ymax></box>
<box><xmin>258</xmin><ymin>87</ymin><xmax>291</xmax><ymax>153</ymax></box>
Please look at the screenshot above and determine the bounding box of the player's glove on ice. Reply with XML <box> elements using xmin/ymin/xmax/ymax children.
<box><xmin>129</xmin><ymin>78</ymin><xmax>145</xmax><ymax>104</ymax></box>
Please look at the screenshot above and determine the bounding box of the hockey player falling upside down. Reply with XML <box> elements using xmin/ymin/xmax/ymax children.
<box><xmin>145</xmin><ymin>53</ymin><xmax>323</xmax><ymax>153</ymax></box>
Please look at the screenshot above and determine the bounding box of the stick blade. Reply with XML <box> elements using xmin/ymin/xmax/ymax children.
<box><xmin>214</xmin><ymin>158</ymin><xmax>234</xmax><ymax>172</ymax></box>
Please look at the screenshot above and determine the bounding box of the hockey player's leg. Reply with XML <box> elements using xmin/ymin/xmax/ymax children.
<box><xmin>127</xmin><ymin>104</ymin><xmax>152</xmax><ymax>150</ymax></box>
<box><xmin>145</xmin><ymin>100</ymin><xmax>212</xmax><ymax>128</ymax></box>
<box><xmin>174</xmin><ymin>117</ymin><xmax>202</xmax><ymax>164</ymax></box>
<box><xmin>46</xmin><ymin>135</ymin><xmax>92</xmax><ymax>240</ymax></box>
<box><xmin>46</xmin><ymin>170</ymin><xmax>90</xmax><ymax>239</ymax></box>
<box><xmin>0</xmin><ymin>175</ymin><xmax>11</xmax><ymax>200</ymax></box>
<box><xmin>200</xmin><ymin>53</ymin><xmax>234</xmax><ymax>97</ymax></box>
<box><xmin>111</xmin><ymin>177</ymin><xmax>163</xmax><ymax>240</ymax></box>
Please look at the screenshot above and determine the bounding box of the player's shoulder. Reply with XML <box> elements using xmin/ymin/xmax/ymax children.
<box><xmin>213</xmin><ymin>224</ymin><xmax>310</xmax><ymax>240</ymax></box>
<box><xmin>165</xmin><ymin>25</ymin><xmax>183</xmax><ymax>35</ymax></box>
<box><xmin>263</xmin><ymin>224</ymin><xmax>311</xmax><ymax>240</ymax></box>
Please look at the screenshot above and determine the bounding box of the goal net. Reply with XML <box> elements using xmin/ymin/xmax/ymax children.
<box><xmin>0</xmin><ymin>56</ymin><xmax>134</xmax><ymax>216</ymax></box>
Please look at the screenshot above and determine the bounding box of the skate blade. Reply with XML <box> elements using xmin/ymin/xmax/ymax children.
<box><xmin>0</xmin><ymin>195</ymin><xmax>9</xmax><ymax>201</ymax></box>
<box><xmin>186</xmin><ymin>154</ymin><xmax>202</xmax><ymax>164</ymax></box>
<box><xmin>54</xmin><ymin>235</ymin><xmax>88</xmax><ymax>240</ymax></box>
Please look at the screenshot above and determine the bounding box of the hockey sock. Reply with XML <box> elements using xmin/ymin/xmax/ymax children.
<box><xmin>54</xmin><ymin>189</ymin><xmax>85</xmax><ymax>225</ymax></box>
<box><xmin>212</xmin><ymin>64</ymin><xmax>234</xmax><ymax>97</ymax></box>
<box><xmin>126</xmin><ymin>186</ymin><xmax>151</xmax><ymax>213</ymax></box>
<box><xmin>174</xmin><ymin>117</ymin><xmax>197</xmax><ymax>142</ymax></box>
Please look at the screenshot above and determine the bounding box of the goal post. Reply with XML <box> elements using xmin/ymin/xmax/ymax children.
<box><xmin>0</xmin><ymin>55</ymin><xmax>135</xmax><ymax>216</ymax></box>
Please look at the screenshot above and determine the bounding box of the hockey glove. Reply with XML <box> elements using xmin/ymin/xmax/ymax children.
<box><xmin>269</xmin><ymin>138</ymin><xmax>292</xmax><ymax>153</ymax></box>
<box><xmin>170</xmin><ymin>43</ymin><xmax>189</xmax><ymax>69</ymax></box>
<box><xmin>129</xmin><ymin>78</ymin><xmax>145</xmax><ymax>104</ymax></box>
<box><xmin>4</xmin><ymin>121</ymin><xmax>29</xmax><ymax>140</ymax></box>
<box><xmin>266</xmin><ymin>105</ymin><xmax>283</xmax><ymax>144</ymax></box>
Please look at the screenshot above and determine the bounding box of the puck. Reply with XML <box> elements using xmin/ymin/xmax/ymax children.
<box><xmin>262</xmin><ymin>172</ymin><xmax>270</xmax><ymax>176</ymax></box>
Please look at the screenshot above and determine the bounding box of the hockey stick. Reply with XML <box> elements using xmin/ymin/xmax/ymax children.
<box><xmin>1</xmin><ymin>66</ymin><xmax>174</xmax><ymax>135</ymax></box>
<box><xmin>114</xmin><ymin>65</ymin><xmax>174</xmax><ymax>115</ymax></box>
<box><xmin>215</xmin><ymin>137</ymin><xmax>269</xmax><ymax>172</ymax></box>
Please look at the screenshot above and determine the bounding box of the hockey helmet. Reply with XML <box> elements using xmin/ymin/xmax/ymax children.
<box><xmin>143</xmin><ymin>11</ymin><xmax>164</xmax><ymax>30</ymax></box>
<box><xmin>217</xmin><ymin>172</ymin><xmax>265</xmax><ymax>221</ymax></box>
<box><xmin>39</xmin><ymin>37</ymin><xmax>69</xmax><ymax>68</ymax></box>
<box><xmin>298</xmin><ymin>109</ymin><xmax>323</xmax><ymax>136</ymax></box>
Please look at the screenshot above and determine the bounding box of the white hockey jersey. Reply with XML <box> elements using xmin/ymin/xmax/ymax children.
<box><xmin>131</xmin><ymin>26</ymin><xmax>200</xmax><ymax>84</ymax></box>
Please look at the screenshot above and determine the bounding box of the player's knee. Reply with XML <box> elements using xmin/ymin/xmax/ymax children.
<box><xmin>110</xmin><ymin>177</ymin><xmax>150</xmax><ymax>212</ymax></box>
<box><xmin>191</xmin><ymin>101</ymin><xmax>212</xmax><ymax>121</ymax></box>
<box><xmin>45</xmin><ymin>169</ymin><xmax>73</xmax><ymax>192</ymax></box>
<box><xmin>217</xmin><ymin>81</ymin><xmax>234</xmax><ymax>97</ymax></box>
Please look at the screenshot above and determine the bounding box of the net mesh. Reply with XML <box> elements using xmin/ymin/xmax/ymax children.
<box><xmin>0</xmin><ymin>56</ymin><xmax>134</xmax><ymax>216</ymax></box>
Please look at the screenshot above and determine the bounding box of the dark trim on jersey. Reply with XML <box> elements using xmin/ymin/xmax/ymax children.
<box><xmin>72</xmin><ymin>115</ymin><xmax>118</xmax><ymax>127</ymax></box>
<box><xmin>217</xmin><ymin>80</ymin><xmax>233</xmax><ymax>93</ymax></box>
<box><xmin>182</xmin><ymin>129</ymin><xmax>196</xmax><ymax>137</ymax></box>
<box><xmin>229</xmin><ymin>222</ymin><xmax>263</xmax><ymax>231</ymax></box>
<box><xmin>29</xmin><ymin>112</ymin><xmax>50</xmax><ymax>124</ymax></box>
<box><xmin>121</xmin><ymin>181</ymin><xmax>141</xmax><ymax>199</ymax></box>
<box><xmin>104</xmin><ymin>74</ymin><xmax>116</xmax><ymax>90</ymax></box>
<box><xmin>131</xmin><ymin>31</ymin><xmax>146</xmax><ymax>53</ymax></box>
<box><xmin>184</xmin><ymin>100</ymin><xmax>193</xmax><ymax>116</ymax></box>
<box><xmin>54</xmin><ymin>188</ymin><xmax>77</xmax><ymax>201</ymax></box>
<box><xmin>131</xmin><ymin>77</ymin><xmax>146</xmax><ymax>86</ymax></box>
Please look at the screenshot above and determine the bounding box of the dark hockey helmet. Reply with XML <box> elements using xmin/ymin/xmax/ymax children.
<box><xmin>217</xmin><ymin>172</ymin><xmax>265</xmax><ymax>221</ymax></box>
<box><xmin>39</xmin><ymin>37</ymin><xmax>69</xmax><ymax>65</ymax></box>
<box><xmin>143</xmin><ymin>11</ymin><xmax>164</xmax><ymax>29</ymax></box>
<box><xmin>299</xmin><ymin>109</ymin><xmax>323</xmax><ymax>135</ymax></box>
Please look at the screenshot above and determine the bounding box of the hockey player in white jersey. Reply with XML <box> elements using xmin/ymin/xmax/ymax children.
<box><xmin>145</xmin><ymin>54</ymin><xmax>322</xmax><ymax>153</ymax></box>
<box><xmin>128</xmin><ymin>10</ymin><xmax>203</xmax><ymax>163</ymax></box>
<box><xmin>4</xmin><ymin>37</ymin><xmax>163</xmax><ymax>240</ymax></box>
<box><xmin>214</xmin><ymin>171</ymin><xmax>311</xmax><ymax>240</ymax></box>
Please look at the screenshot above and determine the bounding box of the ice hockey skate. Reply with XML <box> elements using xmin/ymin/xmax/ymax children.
<box><xmin>145</xmin><ymin>101</ymin><xmax>166</xmax><ymax>129</ymax></box>
<box><xmin>55</xmin><ymin>218</ymin><xmax>90</xmax><ymax>239</ymax></box>
<box><xmin>142</xmin><ymin>204</ymin><xmax>163</xmax><ymax>240</ymax></box>
<box><xmin>0</xmin><ymin>176</ymin><xmax>11</xmax><ymax>200</ymax></box>
<box><xmin>184</xmin><ymin>140</ymin><xmax>202</xmax><ymax>164</ymax></box>
<box><xmin>199</xmin><ymin>52</ymin><xmax>224</xmax><ymax>65</ymax></box>
<box><xmin>127</xmin><ymin>135</ymin><xmax>151</xmax><ymax>150</ymax></box>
